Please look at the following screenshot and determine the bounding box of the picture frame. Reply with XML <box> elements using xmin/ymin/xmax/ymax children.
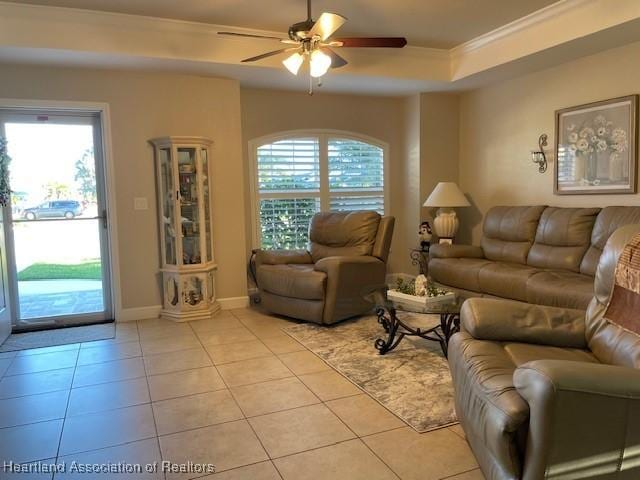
<box><xmin>554</xmin><ymin>95</ymin><xmax>638</xmax><ymax>195</ymax></box>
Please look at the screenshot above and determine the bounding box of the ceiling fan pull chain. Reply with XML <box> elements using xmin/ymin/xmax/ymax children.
<box><xmin>307</xmin><ymin>0</ymin><xmax>312</xmax><ymax>21</ymax></box>
<box><xmin>308</xmin><ymin>75</ymin><xmax>314</xmax><ymax>96</ymax></box>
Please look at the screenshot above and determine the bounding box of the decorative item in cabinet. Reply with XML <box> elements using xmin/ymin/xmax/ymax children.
<box><xmin>150</xmin><ymin>136</ymin><xmax>220</xmax><ymax>322</ymax></box>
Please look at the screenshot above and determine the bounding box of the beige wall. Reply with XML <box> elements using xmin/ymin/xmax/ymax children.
<box><xmin>459</xmin><ymin>40</ymin><xmax>640</xmax><ymax>244</ymax></box>
<box><xmin>0</xmin><ymin>64</ymin><xmax>247</xmax><ymax>312</ymax></box>
<box><xmin>240</xmin><ymin>88</ymin><xmax>412</xmax><ymax>273</ymax></box>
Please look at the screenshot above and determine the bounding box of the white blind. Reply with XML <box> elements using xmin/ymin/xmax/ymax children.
<box><xmin>255</xmin><ymin>135</ymin><xmax>385</xmax><ymax>249</ymax></box>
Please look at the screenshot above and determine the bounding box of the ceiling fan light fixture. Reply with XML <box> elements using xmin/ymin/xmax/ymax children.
<box><xmin>309</xmin><ymin>49</ymin><xmax>332</xmax><ymax>78</ymax></box>
<box><xmin>282</xmin><ymin>52</ymin><xmax>304</xmax><ymax>75</ymax></box>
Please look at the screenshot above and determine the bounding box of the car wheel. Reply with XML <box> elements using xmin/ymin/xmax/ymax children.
<box><xmin>25</xmin><ymin>212</ymin><xmax>36</xmax><ymax>220</ymax></box>
<box><xmin>64</xmin><ymin>211</ymin><xmax>75</xmax><ymax>219</ymax></box>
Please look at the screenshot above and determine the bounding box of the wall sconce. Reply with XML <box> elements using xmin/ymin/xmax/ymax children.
<box><xmin>531</xmin><ymin>134</ymin><xmax>548</xmax><ymax>173</ymax></box>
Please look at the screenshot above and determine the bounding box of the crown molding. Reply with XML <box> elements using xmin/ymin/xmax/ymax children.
<box><xmin>450</xmin><ymin>0</ymin><xmax>587</xmax><ymax>57</ymax></box>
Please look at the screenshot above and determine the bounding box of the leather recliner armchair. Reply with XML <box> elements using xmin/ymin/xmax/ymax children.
<box><xmin>448</xmin><ymin>224</ymin><xmax>640</xmax><ymax>480</ymax></box>
<box><xmin>255</xmin><ymin>211</ymin><xmax>395</xmax><ymax>324</ymax></box>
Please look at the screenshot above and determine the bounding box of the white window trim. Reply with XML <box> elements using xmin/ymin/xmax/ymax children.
<box><xmin>248</xmin><ymin>129</ymin><xmax>390</xmax><ymax>249</ymax></box>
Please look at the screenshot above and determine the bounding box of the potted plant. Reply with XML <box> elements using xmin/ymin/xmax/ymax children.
<box><xmin>387</xmin><ymin>275</ymin><xmax>456</xmax><ymax>309</ymax></box>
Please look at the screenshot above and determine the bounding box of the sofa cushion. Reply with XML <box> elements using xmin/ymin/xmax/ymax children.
<box><xmin>257</xmin><ymin>264</ymin><xmax>326</xmax><ymax>300</ymax></box>
<box><xmin>448</xmin><ymin>332</ymin><xmax>529</xmax><ymax>479</ymax></box>
<box><xmin>503</xmin><ymin>343</ymin><xmax>598</xmax><ymax>366</ymax></box>
<box><xmin>309</xmin><ymin>211</ymin><xmax>381</xmax><ymax>262</ymax></box>
<box><xmin>480</xmin><ymin>206</ymin><xmax>547</xmax><ymax>264</ymax></box>
<box><xmin>580</xmin><ymin>206</ymin><xmax>640</xmax><ymax>276</ymax></box>
<box><xmin>428</xmin><ymin>257</ymin><xmax>492</xmax><ymax>293</ymax></box>
<box><xmin>526</xmin><ymin>270</ymin><xmax>594</xmax><ymax>310</ymax></box>
<box><xmin>527</xmin><ymin>207</ymin><xmax>600</xmax><ymax>272</ymax></box>
<box><xmin>478</xmin><ymin>262</ymin><xmax>540</xmax><ymax>302</ymax></box>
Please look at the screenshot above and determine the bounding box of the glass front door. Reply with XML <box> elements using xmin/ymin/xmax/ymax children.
<box><xmin>0</xmin><ymin>110</ymin><xmax>112</xmax><ymax>329</ymax></box>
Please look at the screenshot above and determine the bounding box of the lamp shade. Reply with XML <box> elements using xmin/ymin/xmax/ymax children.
<box><xmin>423</xmin><ymin>182</ymin><xmax>470</xmax><ymax>208</ymax></box>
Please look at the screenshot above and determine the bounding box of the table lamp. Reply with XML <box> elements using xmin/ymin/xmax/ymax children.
<box><xmin>423</xmin><ymin>182</ymin><xmax>470</xmax><ymax>242</ymax></box>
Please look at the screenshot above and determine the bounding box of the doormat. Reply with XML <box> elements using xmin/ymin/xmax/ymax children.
<box><xmin>0</xmin><ymin>322</ymin><xmax>115</xmax><ymax>352</ymax></box>
<box><xmin>285</xmin><ymin>314</ymin><xmax>457</xmax><ymax>433</ymax></box>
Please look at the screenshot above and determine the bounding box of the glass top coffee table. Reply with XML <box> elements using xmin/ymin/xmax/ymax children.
<box><xmin>368</xmin><ymin>287</ymin><xmax>463</xmax><ymax>358</ymax></box>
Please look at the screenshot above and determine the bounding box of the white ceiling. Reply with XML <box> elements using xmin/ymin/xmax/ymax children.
<box><xmin>14</xmin><ymin>0</ymin><xmax>558</xmax><ymax>48</ymax></box>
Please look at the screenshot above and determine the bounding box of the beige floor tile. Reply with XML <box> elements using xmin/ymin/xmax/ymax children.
<box><xmin>137</xmin><ymin>322</ymin><xmax>193</xmax><ymax>341</ymax></box>
<box><xmin>248</xmin><ymin>403</ymin><xmax>356</xmax><ymax>458</ymax></box>
<box><xmin>140</xmin><ymin>334</ymin><xmax>201</xmax><ymax>356</ymax></box>
<box><xmin>67</xmin><ymin>377</ymin><xmax>150</xmax><ymax>416</ymax></box>
<box><xmin>231</xmin><ymin>376</ymin><xmax>319</xmax><ymax>417</ymax></box>
<box><xmin>83</xmin><ymin>323</ymin><xmax>138</xmax><ymax>346</ymax></box>
<box><xmin>148</xmin><ymin>366</ymin><xmax>226</xmax><ymax>401</ymax></box>
<box><xmin>56</xmin><ymin>438</ymin><xmax>163</xmax><ymax>479</ymax></box>
<box><xmin>277</xmin><ymin>351</ymin><xmax>330</xmax><ymax>375</ymax></box>
<box><xmin>362</xmin><ymin>427</ymin><xmax>478</xmax><ymax>480</ymax></box>
<box><xmin>446</xmin><ymin>469</ymin><xmax>486</xmax><ymax>480</ymax></box>
<box><xmin>297</xmin><ymin>370</ymin><xmax>361</xmax><ymax>401</ymax></box>
<box><xmin>239</xmin><ymin>315</ymin><xmax>294</xmax><ymax>328</ymax></box>
<box><xmin>143</xmin><ymin>347</ymin><xmax>212</xmax><ymax>376</ymax></box>
<box><xmin>0</xmin><ymin>390</ymin><xmax>68</xmax><ymax>428</ymax></box>
<box><xmin>159</xmin><ymin>420</ymin><xmax>268</xmax><ymax>479</ymax></box>
<box><xmin>59</xmin><ymin>404</ymin><xmax>156</xmax><ymax>456</ymax></box>
<box><xmin>326</xmin><ymin>394</ymin><xmax>405</xmax><ymax>436</ymax></box>
<box><xmin>203</xmin><ymin>461</ymin><xmax>281</xmax><ymax>480</ymax></box>
<box><xmin>261</xmin><ymin>333</ymin><xmax>306</xmax><ymax>354</ymax></box>
<box><xmin>0</xmin><ymin>368</ymin><xmax>74</xmax><ymax>399</ymax></box>
<box><xmin>274</xmin><ymin>439</ymin><xmax>398</xmax><ymax>480</ymax></box>
<box><xmin>0</xmin><ymin>357</ymin><xmax>12</xmax><ymax>377</ymax></box>
<box><xmin>217</xmin><ymin>356</ymin><xmax>292</xmax><ymax>387</ymax></box>
<box><xmin>244</xmin><ymin>324</ymin><xmax>289</xmax><ymax>340</ymax></box>
<box><xmin>206</xmin><ymin>340</ymin><xmax>272</xmax><ymax>365</ymax></box>
<box><xmin>0</xmin><ymin>419</ymin><xmax>63</xmax><ymax>464</ymax></box>
<box><xmin>229</xmin><ymin>308</ymin><xmax>267</xmax><ymax>319</ymax></box>
<box><xmin>188</xmin><ymin>315</ymin><xmax>242</xmax><ymax>333</ymax></box>
<box><xmin>15</xmin><ymin>343</ymin><xmax>80</xmax><ymax>357</ymax></box>
<box><xmin>449</xmin><ymin>423</ymin><xmax>466</xmax><ymax>439</ymax></box>
<box><xmin>153</xmin><ymin>390</ymin><xmax>244</xmax><ymax>435</ymax></box>
<box><xmin>196</xmin><ymin>327</ymin><xmax>257</xmax><ymax>346</ymax></box>
<box><xmin>77</xmin><ymin>341</ymin><xmax>141</xmax><ymax>366</ymax></box>
<box><xmin>5</xmin><ymin>349</ymin><xmax>77</xmax><ymax>376</ymax></box>
<box><xmin>153</xmin><ymin>389</ymin><xmax>243</xmax><ymax>435</ymax></box>
<box><xmin>73</xmin><ymin>357</ymin><xmax>145</xmax><ymax>387</ymax></box>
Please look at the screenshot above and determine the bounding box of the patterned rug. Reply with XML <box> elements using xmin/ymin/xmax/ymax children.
<box><xmin>285</xmin><ymin>313</ymin><xmax>457</xmax><ymax>432</ymax></box>
<box><xmin>0</xmin><ymin>322</ymin><xmax>115</xmax><ymax>352</ymax></box>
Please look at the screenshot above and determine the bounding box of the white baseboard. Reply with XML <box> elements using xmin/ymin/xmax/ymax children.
<box><xmin>117</xmin><ymin>305</ymin><xmax>161</xmax><ymax>322</ymax></box>
<box><xmin>218</xmin><ymin>296</ymin><xmax>250</xmax><ymax>310</ymax></box>
<box><xmin>117</xmin><ymin>296</ymin><xmax>250</xmax><ymax>321</ymax></box>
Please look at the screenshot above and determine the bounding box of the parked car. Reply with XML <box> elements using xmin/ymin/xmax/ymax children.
<box><xmin>22</xmin><ymin>200</ymin><xmax>83</xmax><ymax>220</ymax></box>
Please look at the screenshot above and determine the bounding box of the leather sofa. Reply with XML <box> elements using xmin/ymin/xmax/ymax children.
<box><xmin>448</xmin><ymin>224</ymin><xmax>640</xmax><ymax>480</ymax></box>
<box><xmin>429</xmin><ymin>206</ymin><xmax>640</xmax><ymax>310</ymax></box>
<box><xmin>255</xmin><ymin>211</ymin><xmax>395</xmax><ymax>324</ymax></box>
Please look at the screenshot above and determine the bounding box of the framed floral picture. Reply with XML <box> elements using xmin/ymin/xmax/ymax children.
<box><xmin>554</xmin><ymin>95</ymin><xmax>638</xmax><ymax>195</ymax></box>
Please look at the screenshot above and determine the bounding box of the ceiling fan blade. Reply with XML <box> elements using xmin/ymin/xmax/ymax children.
<box><xmin>309</xmin><ymin>12</ymin><xmax>347</xmax><ymax>41</ymax></box>
<box><xmin>324</xmin><ymin>48</ymin><xmax>348</xmax><ymax>69</ymax></box>
<box><xmin>218</xmin><ymin>32</ymin><xmax>286</xmax><ymax>41</ymax></box>
<box><xmin>241</xmin><ymin>48</ymin><xmax>295</xmax><ymax>63</ymax></box>
<box><xmin>334</xmin><ymin>37</ymin><xmax>407</xmax><ymax>48</ymax></box>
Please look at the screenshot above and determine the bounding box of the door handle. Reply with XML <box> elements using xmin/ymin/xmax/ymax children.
<box><xmin>100</xmin><ymin>209</ymin><xmax>108</xmax><ymax>230</ymax></box>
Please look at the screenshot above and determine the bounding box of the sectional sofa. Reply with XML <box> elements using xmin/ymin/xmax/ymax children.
<box><xmin>429</xmin><ymin>205</ymin><xmax>640</xmax><ymax>310</ymax></box>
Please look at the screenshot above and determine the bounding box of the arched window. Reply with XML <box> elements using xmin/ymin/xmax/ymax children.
<box><xmin>250</xmin><ymin>131</ymin><xmax>388</xmax><ymax>250</ymax></box>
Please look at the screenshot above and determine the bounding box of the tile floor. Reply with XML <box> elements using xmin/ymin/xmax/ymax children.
<box><xmin>0</xmin><ymin>308</ymin><xmax>485</xmax><ymax>480</ymax></box>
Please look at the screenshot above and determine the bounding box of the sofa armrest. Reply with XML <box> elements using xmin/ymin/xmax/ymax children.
<box><xmin>461</xmin><ymin>298</ymin><xmax>587</xmax><ymax>348</ymax></box>
<box><xmin>514</xmin><ymin>360</ymin><xmax>640</xmax><ymax>479</ymax></box>
<box><xmin>254</xmin><ymin>249</ymin><xmax>312</xmax><ymax>269</ymax></box>
<box><xmin>429</xmin><ymin>244</ymin><xmax>484</xmax><ymax>259</ymax></box>
<box><xmin>314</xmin><ymin>256</ymin><xmax>386</xmax><ymax>323</ymax></box>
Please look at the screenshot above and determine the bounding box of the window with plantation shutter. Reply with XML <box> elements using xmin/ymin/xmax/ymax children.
<box><xmin>252</xmin><ymin>132</ymin><xmax>387</xmax><ymax>249</ymax></box>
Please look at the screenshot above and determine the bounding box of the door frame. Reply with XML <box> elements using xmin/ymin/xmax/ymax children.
<box><xmin>0</xmin><ymin>98</ymin><xmax>122</xmax><ymax>324</ymax></box>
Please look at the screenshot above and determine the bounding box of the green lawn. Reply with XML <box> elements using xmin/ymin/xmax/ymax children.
<box><xmin>18</xmin><ymin>260</ymin><xmax>102</xmax><ymax>281</ymax></box>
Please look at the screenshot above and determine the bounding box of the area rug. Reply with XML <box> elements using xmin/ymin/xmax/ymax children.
<box><xmin>0</xmin><ymin>322</ymin><xmax>115</xmax><ymax>352</ymax></box>
<box><xmin>285</xmin><ymin>313</ymin><xmax>457</xmax><ymax>433</ymax></box>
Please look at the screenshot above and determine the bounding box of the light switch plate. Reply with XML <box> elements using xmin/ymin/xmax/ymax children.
<box><xmin>134</xmin><ymin>197</ymin><xmax>148</xmax><ymax>210</ymax></box>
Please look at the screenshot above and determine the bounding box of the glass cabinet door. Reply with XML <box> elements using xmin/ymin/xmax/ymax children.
<box><xmin>177</xmin><ymin>147</ymin><xmax>202</xmax><ymax>265</ymax></box>
<box><xmin>159</xmin><ymin>148</ymin><xmax>177</xmax><ymax>265</ymax></box>
<box><xmin>201</xmin><ymin>147</ymin><xmax>213</xmax><ymax>263</ymax></box>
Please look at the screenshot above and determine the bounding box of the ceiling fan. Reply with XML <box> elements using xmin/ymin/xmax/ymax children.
<box><xmin>218</xmin><ymin>0</ymin><xmax>407</xmax><ymax>93</ymax></box>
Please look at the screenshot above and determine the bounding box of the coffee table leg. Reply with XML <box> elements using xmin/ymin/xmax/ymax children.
<box><xmin>375</xmin><ymin>309</ymin><xmax>405</xmax><ymax>355</ymax></box>
<box><xmin>439</xmin><ymin>313</ymin><xmax>461</xmax><ymax>358</ymax></box>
